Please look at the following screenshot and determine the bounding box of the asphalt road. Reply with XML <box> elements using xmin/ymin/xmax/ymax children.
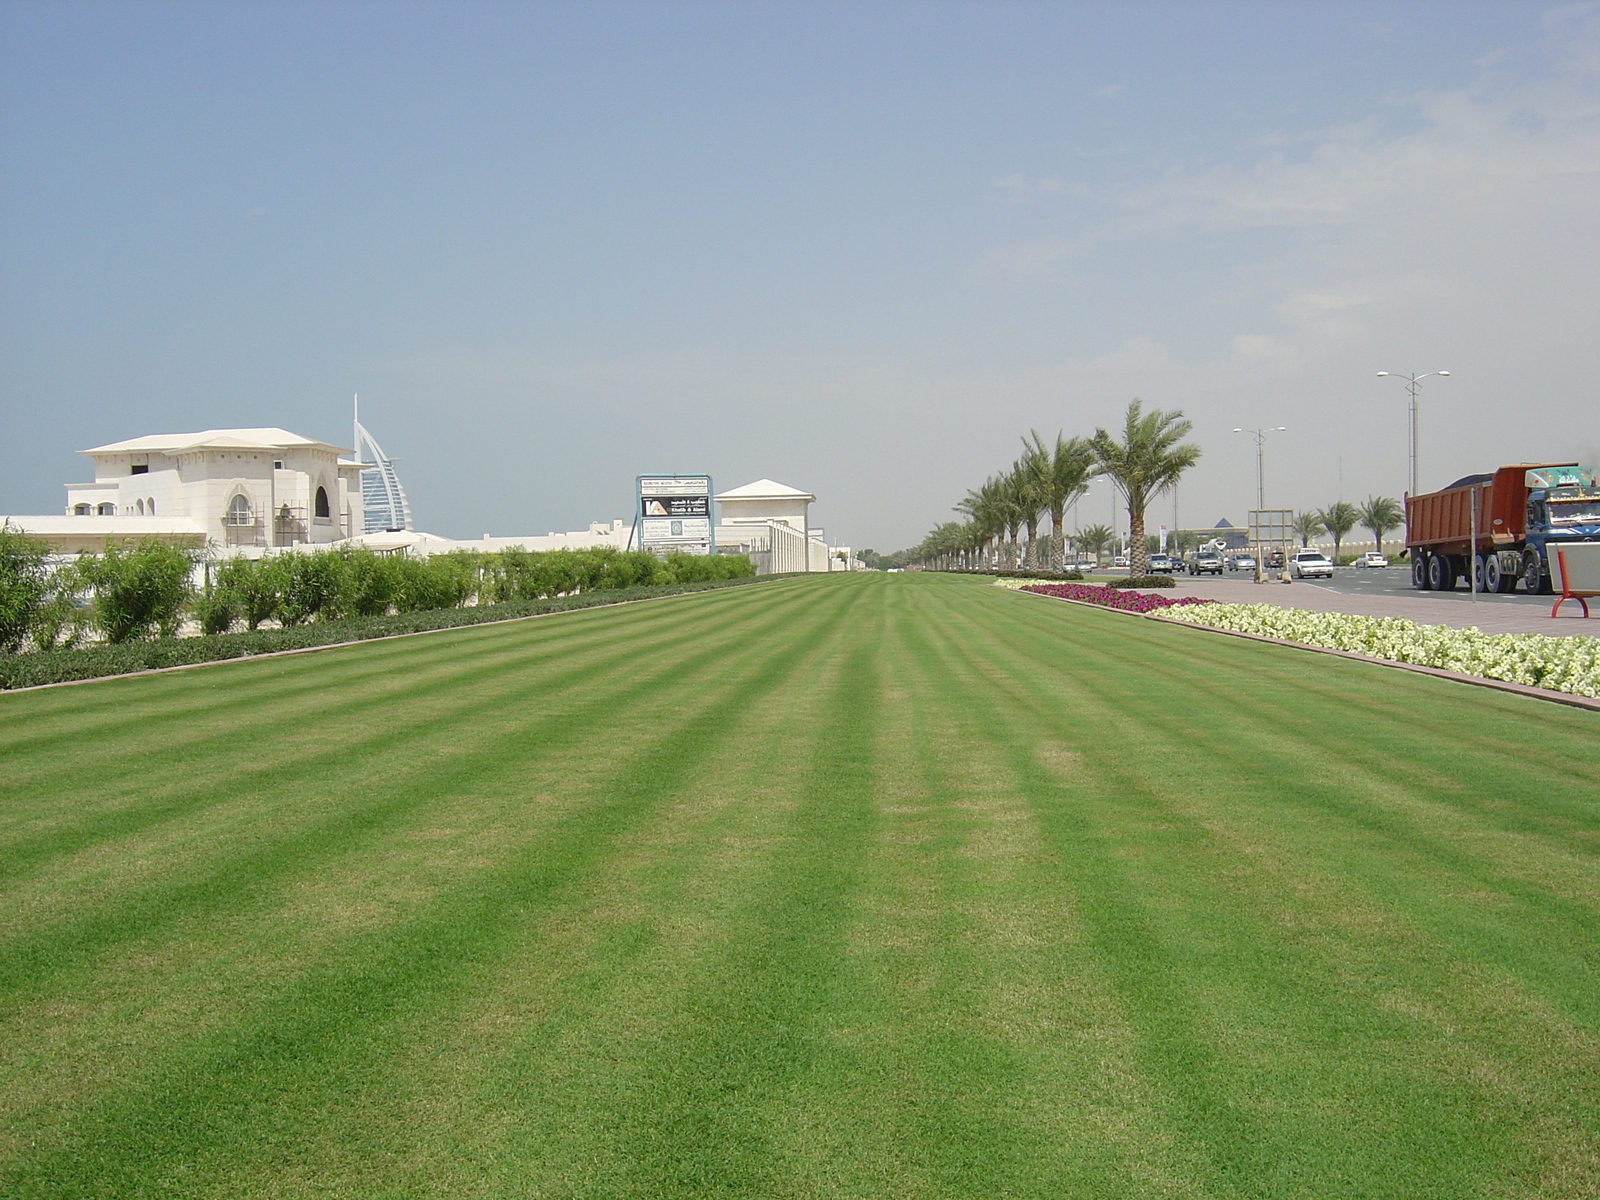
<box><xmin>1306</xmin><ymin>565</ymin><xmax>1556</xmax><ymax>608</ymax></box>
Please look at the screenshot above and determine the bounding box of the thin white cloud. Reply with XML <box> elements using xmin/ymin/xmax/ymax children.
<box><xmin>1093</xmin><ymin>83</ymin><xmax>1125</xmax><ymax>99</ymax></box>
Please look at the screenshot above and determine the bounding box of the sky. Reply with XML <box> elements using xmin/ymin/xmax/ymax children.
<box><xmin>2</xmin><ymin>0</ymin><xmax>1597</xmax><ymax>552</ymax></box>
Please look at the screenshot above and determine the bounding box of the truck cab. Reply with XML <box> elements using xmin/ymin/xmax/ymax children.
<box><xmin>1524</xmin><ymin>466</ymin><xmax>1600</xmax><ymax>591</ymax></box>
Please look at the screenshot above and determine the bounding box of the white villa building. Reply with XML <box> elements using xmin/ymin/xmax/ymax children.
<box><xmin>3</xmin><ymin>425</ymin><xmax>856</xmax><ymax>571</ymax></box>
<box><xmin>2</xmin><ymin>428</ymin><xmax>366</xmax><ymax>555</ymax></box>
<box><xmin>713</xmin><ymin>478</ymin><xmax>844</xmax><ymax>573</ymax></box>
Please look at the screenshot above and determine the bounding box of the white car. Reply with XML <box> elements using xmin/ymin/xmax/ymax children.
<box><xmin>1291</xmin><ymin>550</ymin><xmax>1334</xmax><ymax>579</ymax></box>
<box><xmin>1356</xmin><ymin>552</ymin><xmax>1388</xmax><ymax>568</ymax></box>
<box><xmin>1113</xmin><ymin>554</ymin><xmax>1129</xmax><ymax>568</ymax></box>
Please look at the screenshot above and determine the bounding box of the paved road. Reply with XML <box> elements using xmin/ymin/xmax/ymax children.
<box><xmin>1313</xmin><ymin>565</ymin><xmax>1553</xmax><ymax>608</ymax></box>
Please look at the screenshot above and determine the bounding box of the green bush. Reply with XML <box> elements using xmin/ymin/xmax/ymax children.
<box><xmin>941</xmin><ymin>567</ymin><xmax>1086</xmax><ymax>582</ymax></box>
<box><xmin>334</xmin><ymin>547</ymin><xmax>402</xmax><ymax>617</ymax></box>
<box><xmin>79</xmin><ymin>540</ymin><xmax>196</xmax><ymax>643</ymax></box>
<box><xmin>1106</xmin><ymin>575</ymin><xmax>1177</xmax><ymax>589</ymax></box>
<box><xmin>0</xmin><ymin>574</ymin><xmax>777</xmax><ymax>690</ymax></box>
<box><xmin>276</xmin><ymin>551</ymin><xmax>346</xmax><ymax>626</ymax></box>
<box><xmin>213</xmin><ymin>556</ymin><xmax>283</xmax><ymax>631</ymax></box>
<box><xmin>3</xmin><ymin>540</ymin><xmax>762</xmax><ymax>656</ymax></box>
<box><xmin>0</xmin><ymin>524</ymin><xmax>53</xmax><ymax>653</ymax></box>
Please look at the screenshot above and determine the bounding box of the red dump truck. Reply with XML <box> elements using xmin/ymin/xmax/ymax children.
<box><xmin>1406</xmin><ymin>463</ymin><xmax>1600</xmax><ymax>593</ymax></box>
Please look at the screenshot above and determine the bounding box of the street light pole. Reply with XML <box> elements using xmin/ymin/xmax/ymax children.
<box><xmin>1376</xmin><ymin>371</ymin><xmax>1450</xmax><ymax>497</ymax></box>
<box><xmin>1233</xmin><ymin>426</ymin><xmax>1286</xmax><ymax>512</ymax></box>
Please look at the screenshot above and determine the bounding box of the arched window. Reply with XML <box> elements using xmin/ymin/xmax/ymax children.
<box><xmin>226</xmin><ymin>494</ymin><xmax>252</xmax><ymax>526</ymax></box>
<box><xmin>314</xmin><ymin>486</ymin><xmax>330</xmax><ymax>519</ymax></box>
<box><xmin>147</xmin><ymin>498</ymin><xmax>156</xmax><ymax>515</ymax></box>
<box><xmin>136</xmin><ymin>499</ymin><xmax>145</xmax><ymax>515</ymax></box>
<box><xmin>97</xmin><ymin>502</ymin><xmax>115</xmax><ymax>516</ymax></box>
<box><xmin>74</xmin><ymin>503</ymin><xmax>91</xmax><ymax>516</ymax></box>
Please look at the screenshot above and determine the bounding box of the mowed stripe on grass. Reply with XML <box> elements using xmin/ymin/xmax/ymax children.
<box><xmin>1</xmin><ymin>572</ymin><xmax>1598</xmax><ymax>1198</ymax></box>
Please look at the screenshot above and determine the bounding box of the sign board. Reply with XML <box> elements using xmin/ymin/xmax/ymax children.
<box><xmin>637</xmin><ymin>475</ymin><xmax>714</xmax><ymax>555</ymax></box>
<box><xmin>1248</xmin><ymin>510</ymin><xmax>1295</xmax><ymax>546</ymax></box>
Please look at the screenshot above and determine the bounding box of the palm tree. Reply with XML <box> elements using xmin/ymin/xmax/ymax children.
<box><xmin>1293</xmin><ymin>511</ymin><xmax>1326</xmax><ymax>547</ymax></box>
<box><xmin>1317</xmin><ymin>501</ymin><xmax>1359</xmax><ymax>559</ymax></box>
<box><xmin>1088</xmin><ymin>400</ymin><xmax>1202</xmax><ymax>577</ymax></box>
<box><xmin>997</xmin><ymin>471</ymin><xmax>1030</xmax><ymax>569</ymax></box>
<box><xmin>1009</xmin><ymin>459</ymin><xmax>1046</xmax><ymax>568</ymax></box>
<box><xmin>955</xmin><ymin>481</ymin><xmax>1006</xmax><ymax>569</ymax></box>
<box><xmin>1021</xmin><ymin>431</ymin><xmax>1097</xmax><ymax>571</ymax></box>
<box><xmin>1075</xmin><ymin>523</ymin><xmax>1114</xmax><ymax>566</ymax></box>
<box><xmin>1358</xmin><ymin>495</ymin><xmax>1404</xmax><ymax>556</ymax></box>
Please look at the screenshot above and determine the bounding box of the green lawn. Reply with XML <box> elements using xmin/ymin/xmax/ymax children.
<box><xmin>2</xmin><ymin>572</ymin><xmax>1598</xmax><ymax>1198</ymax></box>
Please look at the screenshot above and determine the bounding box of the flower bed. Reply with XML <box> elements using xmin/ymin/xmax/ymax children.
<box><xmin>1012</xmin><ymin>581</ymin><xmax>1214</xmax><ymax>614</ymax></box>
<box><xmin>1161</xmin><ymin>603</ymin><xmax>1600</xmax><ymax>699</ymax></box>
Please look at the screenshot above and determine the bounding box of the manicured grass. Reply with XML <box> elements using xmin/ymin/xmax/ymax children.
<box><xmin>1</xmin><ymin>572</ymin><xmax>1598</xmax><ymax>1198</ymax></box>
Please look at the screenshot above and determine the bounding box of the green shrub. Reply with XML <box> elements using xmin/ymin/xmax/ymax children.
<box><xmin>940</xmin><ymin>567</ymin><xmax>1085</xmax><ymax>582</ymax></box>
<box><xmin>0</xmin><ymin>574</ymin><xmax>778</xmax><ymax>689</ymax></box>
<box><xmin>1106</xmin><ymin>575</ymin><xmax>1177</xmax><ymax>589</ymax></box>
<box><xmin>192</xmin><ymin>588</ymin><xmax>239</xmax><ymax>636</ymax></box>
<box><xmin>662</xmin><ymin>551</ymin><xmax>758</xmax><ymax>583</ymax></box>
<box><xmin>276</xmin><ymin>551</ymin><xmax>347</xmax><ymax>626</ymax></box>
<box><xmin>212</xmin><ymin>557</ymin><xmax>283</xmax><ymax>631</ymax></box>
<box><xmin>79</xmin><ymin>540</ymin><xmax>196</xmax><ymax>643</ymax></box>
<box><xmin>0</xmin><ymin>524</ymin><xmax>53</xmax><ymax>653</ymax></box>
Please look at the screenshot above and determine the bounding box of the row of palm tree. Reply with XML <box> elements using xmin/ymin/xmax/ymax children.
<box><xmin>1293</xmin><ymin>497</ymin><xmax>1406</xmax><ymax>556</ymax></box>
<box><xmin>908</xmin><ymin>400</ymin><xmax>1202</xmax><ymax>576</ymax></box>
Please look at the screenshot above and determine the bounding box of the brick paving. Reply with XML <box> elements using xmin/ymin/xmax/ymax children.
<box><xmin>1153</xmin><ymin>575</ymin><xmax>1598</xmax><ymax>638</ymax></box>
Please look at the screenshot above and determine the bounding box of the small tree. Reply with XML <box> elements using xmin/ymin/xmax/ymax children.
<box><xmin>1076</xmin><ymin>523</ymin><xmax>1114</xmax><ymax>564</ymax></box>
<box><xmin>276</xmin><ymin>551</ymin><xmax>345</xmax><ymax>626</ymax></box>
<box><xmin>1088</xmin><ymin>400</ymin><xmax>1202</xmax><ymax>578</ymax></box>
<box><xmin>1358</xmin><ymin>496</ymin><xmax>1404</xmax><ymax>556</ymax></box>
<box><xmin>1318</xmin><ymin>501</ymin><xmax>1360</xmax><ymax>558</ymax></box>
<box><xmin>0</xmin><ymin>523</ymin><xmax>52</xmax><ymax>653</ymax></box>
<box><xmin>81</xmin><ymin>540</ymin><xmax>195</xmax><ymax>642</ymax></box>
<box><xmin>1021</xmin><ymin>431</ymin><xmax>1096</xmax><ymax>571</ymax></box>
<box><xmin>1294</xmin><ymin>511</ymin><xmax>1326</xmax><ymax>547</ymax></box>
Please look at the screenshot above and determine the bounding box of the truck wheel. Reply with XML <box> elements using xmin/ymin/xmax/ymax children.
<box><xmin>1523</xmin><ymin>550</ymin><xmax>1552</xmax><ymax>595</ymax></box>
<box><xmin>1484</xmin><ymin>555</ymin><xmax>1509</xmax><ymax>593</ymax></box>
<box><xmin>1412</xmin><ymin>553</ymin><xmax>1430</xmax><ymax>590</ymax></box>
<box><xmin>1427</xmin><ymin>554</ymin><xmax>1457</xmax><ymax>591</ymax></box>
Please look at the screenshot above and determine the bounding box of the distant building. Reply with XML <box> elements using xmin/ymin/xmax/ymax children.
<box><xmin>353</xmin><ymin>419</ymin><xmax>413</xmax><ymax>534</ymax></box>
<box><xmin>713</xmin><ymin>479</ymin><xmax>852</xmax><ymax>572</ymax></box>
<box><xmin>3</xmin><ymin>427</ymin><xmax>363</xmax><ymax>553</ymax></box>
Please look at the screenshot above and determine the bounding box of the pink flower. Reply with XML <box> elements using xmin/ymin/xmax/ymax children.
<box><xmin>1019</xmin><ymin>583</ymin><xmax>1209</xmax><ymax>613</ymax></box>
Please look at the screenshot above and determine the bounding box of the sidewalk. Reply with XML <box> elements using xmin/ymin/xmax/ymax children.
<box><xmin>1151</xmin><ymin>576</ymin><xmax>1597</xmax><ymax>638</ymax></box>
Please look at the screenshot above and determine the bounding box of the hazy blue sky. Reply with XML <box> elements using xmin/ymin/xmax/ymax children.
<box><xmin>3</xmin><ymin>1</ymin><xmax>1596</xmax><ymax>550</ymax></box>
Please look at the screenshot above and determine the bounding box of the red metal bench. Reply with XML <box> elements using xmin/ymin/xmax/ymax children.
<box><xmin>1551</xmin><ymin>543</ymin><xmax>1600</xmax><ymax>617</ymax></box>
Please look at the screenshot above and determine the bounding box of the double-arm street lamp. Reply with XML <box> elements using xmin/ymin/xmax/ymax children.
<box><xmin>1233</xmin><ymin>426</ymin><xmax>1286</xmax><ymax>512</ymax></box>
<box><xmin>1376</xmin><ymin>371</ymin><xmax>1449</xmax><ymax>497</ymax></box>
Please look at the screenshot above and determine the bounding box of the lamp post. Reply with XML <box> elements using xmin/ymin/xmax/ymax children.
<box><xmin>1232</xmin><ymin>426</ymin><xmax>1286</xmax><ymax>512</ymax></box>
<box><xmin>1376</xmin><ymin>371</ymin><xmax>1449</xmax><ymax>497</ymax></box>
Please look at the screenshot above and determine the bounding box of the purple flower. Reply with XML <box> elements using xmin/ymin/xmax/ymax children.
<box><xmin>1018</xmin><ymin>583</ymin><xmax>1209</xmax><ymax>613</ymax></box>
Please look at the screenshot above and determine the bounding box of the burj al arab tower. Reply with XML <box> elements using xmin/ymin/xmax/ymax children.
<box><xmin>353</xmin><ymin>398</ymin><xmax>413</xmax><ymax>534</ymax></box>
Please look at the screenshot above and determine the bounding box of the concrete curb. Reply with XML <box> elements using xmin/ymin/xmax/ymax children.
<box><xmin>1005</xmin><ymin>586</ymin><xmax>1600</xmax><ymax>714</ymax></box>
<box><xmin>0</xmin><ymin>580</ymin><xmax>785</xmax><ymax>697</ymax></box>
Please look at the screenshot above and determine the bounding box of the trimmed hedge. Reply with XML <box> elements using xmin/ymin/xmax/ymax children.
<box><xmin>0</xmin><ymin>575</ymin><xmax>779</xmax><ymax>691</ymax></box>
<box><xmin>1104</xmin><ymin>575</ymin><xmax>1178</xmax><ymax>589</ymax></box>
<box><xmin>940</xmin><ymin>568</ymin><xmax>1088</xmax><ymax>582</ymax></box>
